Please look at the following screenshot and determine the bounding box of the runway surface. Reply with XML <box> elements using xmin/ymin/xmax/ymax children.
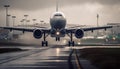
<box><xmin>0</xmin><ymin>45</ymin><xmax>120</xmax><ymax>69</ymax></box>
<box><xmin>0</xmin><ymin>46</ymin><xmax>75</xmax><ymax>69</ymax></box>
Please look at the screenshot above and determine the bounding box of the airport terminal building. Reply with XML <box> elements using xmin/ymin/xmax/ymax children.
<box><xmin>107</xmin><ymin>23</ymin><xmax>120</xmax><ymax>35</ymax></box>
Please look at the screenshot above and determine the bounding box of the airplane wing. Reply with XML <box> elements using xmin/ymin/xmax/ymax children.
<box><xmin>66</xmin><ymin>25</ymin><xmax>113</xmax><ymax>33</ymax></box>
<box><xmin>0</xmin><ymin>27</ymin><xmax>50</xmax><ymax>33</ymax></box>
<box><xmin>0</xmin><ymin>27</ymin><xmax>34</xmax><ymax>32</ymax></box>
<box><xmin>0</xmin><ymin>25</ymin><xmax>113</xmax><ymax>33</ymax></box>
<box><xmin>67</xmin><ymin>25</ymin><xmax>86</xmax><ymax>28</ymax></box>
<box><xmin>83</xmin><ymin>26</ymin><xmax>113</xmax><ymax>31</ymax></box>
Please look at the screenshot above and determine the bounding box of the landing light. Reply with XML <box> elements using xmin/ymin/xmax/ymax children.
<box><xmin>56</xmin><ymin>32</ymin><xmax>60</xmax><ymax>35</ymax></box>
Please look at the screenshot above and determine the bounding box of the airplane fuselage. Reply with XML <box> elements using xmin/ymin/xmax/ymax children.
<box><xmin>50</xmin><ymin>12</ymin><xmax>66</xmax><ymax>37</ymax></box>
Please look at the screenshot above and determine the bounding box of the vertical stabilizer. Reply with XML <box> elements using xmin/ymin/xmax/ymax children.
<box><xmin>56</xmin><ymin>0</ymin><xmax>58</xmax><ymax>12</ymax></box>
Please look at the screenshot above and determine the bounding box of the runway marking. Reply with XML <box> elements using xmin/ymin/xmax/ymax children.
<box><xmin>0</xmin><ymin>46</ymin><xmax>72</xmax><ymax>69</ymax></box>
<box><xmin>0</xmin><ymin>46</ymin><xmax>52</xmax><ymax>64</ymax></box>
<box><xmin>65</xmin><ymin>46</ymin><xmax>120</xmax><ymax>50</ymax></box>
<box><xmin>0</xmin><ymin>46</ymin><xmax>49</xmax><ymax>50</ymax></box>
<box><xmin>0</xmin><ymin>66</ymin><xmax>57</xmax><ymax>67</ymax></box>
<box><xmin>75</xmin><ymin>53</ymin><xmax>81</xmax><ymax>69</ymax></box>
<box><xmin>74</xmin><ymin>49</ymin><xmax>83</xmax><ymax>69</ymax></box>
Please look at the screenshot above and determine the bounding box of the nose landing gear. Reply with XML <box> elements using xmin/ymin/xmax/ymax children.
<box><xmin>56</xmin><ymin>37</ymin><xmax>60</xmax><ymax>41</ymax></box>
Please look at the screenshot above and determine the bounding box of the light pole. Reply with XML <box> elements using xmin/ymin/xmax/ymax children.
<box><xmin>22</xmin><ymin>19</ymin><xmax>26</xmax><ymax>27</ymax></box>
<box><xmin>33</xmin><ymin>19</ymin><xmax>36</xmax><ymax>26</ymax></box>
<box><xmin>26</xmin><ymin>20</ymin><xmax>30</xmax><ymax>26</ymax></box>
<box><xmin>97</xmin><ymin>14</ymin><xmax>99</xmax><ymax>36</ymax></box>
<box><xmin>20</xmin><ymin>20</ymin><xmax>23</xmax><ymax>26</ymax></box>
<box><xmin>97</xmin><ymin>14</ymin><xmax>99</xmax><ymax>27</ymax></box>
<box><xmin>40</xmin><ymin>20</ymin><xmax>44</xmax><ymax>27</ymax></box>
<box><xmin>4</xmin><ymin>5</ymin><xmax>10</xmax><ymax>26</ymax></box>
<box><xmin>12</xmin><ymin>16</ymin><xmax>16</xmax><ymax>27</ymax></box>
<box><xmin>40</xmin><ymin>20</ymin><xmax>44</xmax><ymax>25</ymax></box>
<box><xmin>7</xmin><ymin>14</ymin><xmax>11</xmax><ymax>26</ymax></box>
<box><xmin>24</xmin><ymin>15</ymin><xmax>28</xmax><ymax>27</ymax></box>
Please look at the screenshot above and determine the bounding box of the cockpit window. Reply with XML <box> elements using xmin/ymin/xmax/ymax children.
<box><xmin>54</xmin><ymin>14</ymin><xmax>62</xmax><ymax>16</ymax></box>
<box><xmin>51</xmin><ymin>12</ymin><xmax>65</xmax><ymax>18</ymax></box>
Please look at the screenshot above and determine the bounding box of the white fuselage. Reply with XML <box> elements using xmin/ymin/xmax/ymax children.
<box><xmin>50</xmin><ymin>12</ymin><xmax>66</xmax><ymax>37</ymax></box>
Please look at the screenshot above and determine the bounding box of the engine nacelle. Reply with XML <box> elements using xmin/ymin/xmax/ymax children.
<box><xmin>75</xmin><ymin>29</ymin><xmax>84</xmax><ymax>39</ymax></box>
<box><xmin>33</xmin><ymin>29</ymin><xmax>43</xmax><ymax>39</ymax></box>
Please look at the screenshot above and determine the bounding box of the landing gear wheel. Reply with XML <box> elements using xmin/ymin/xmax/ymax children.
<box><xmin>42</xmin><ymin>41</ymin><xmax>48</xmax><ymax>47</ymax></box>
<box><xmin>68</xmin><ymin>41</ymin><xmax>75</xmax><ymax>46</ymax></box>
<box><xmin>42</xmin><ymin>32</ymin><xmax>49</xmax><ymax>47</ymax></box>
<box><xmin>56</xmin><ymin>37</ymin><xmax>57</xmax><ymax>41</ymax></box>
<box><xmin>58</xmin><ymin>37</ymin><xmax>60</xmax><ymax>41</ymax></box>
<box><xmin>46</xmin><ymin>41</ymin><xmax>48</xmax><ymax>46</ymax></box>
<box><xmin>56</xmin><ymin>37</ymin><xmax>60</xmax><ymax>41</ymax></box>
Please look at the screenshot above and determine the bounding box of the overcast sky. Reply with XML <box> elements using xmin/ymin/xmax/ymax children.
<box><xmin>0</xmin><ymin>0</ymin><xmax>120</xmax><ymax>26</ymax></box>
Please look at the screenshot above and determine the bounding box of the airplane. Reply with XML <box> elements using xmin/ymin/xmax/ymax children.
<box><xmin>0</xmin><ymin>1</ymin><xmax>113</xmax><ymax>46</ymax></box>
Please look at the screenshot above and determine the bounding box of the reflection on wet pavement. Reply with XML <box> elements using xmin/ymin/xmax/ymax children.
<box><xmin>0</xmin><ymin>46</ymin><xmax>72</xmax><ymax>69</ymax></box>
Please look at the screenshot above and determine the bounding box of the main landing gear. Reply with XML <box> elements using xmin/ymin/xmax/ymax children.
<box><xmin>68</xmin><ymin>41</ymin><xmax>75</xmax><ymax>46</ymax></box>
<box><xmin>42</xmin><ymin>41</ymin><xmax>48</xmax><ymax>47</ymax></box>
<box><xmin>56</xmin><ymin>37</ymin><xmax>60</xmax><ymax>41</ymax></box>
<box><xmin>42</xmin><ymin>32</ymin><xmax>48</xmax><ymax>47</ymax></box>
<box><xmin>67</xmin><ymin>32</ymin><xmax>75</xmax><ymax>46</ymax></box>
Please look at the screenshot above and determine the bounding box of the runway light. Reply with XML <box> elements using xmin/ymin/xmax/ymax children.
<box><xmin>56</xmin><ymin>48</ymin><xmax>60</xmax><ymax>56</ymax></box>
<box><xmin>77</xmin><ymin>42</ymin><xmax>81</xmax><ymax>45</ymax></box>
<box><xmin>56</xmin><ymin>32</ymin><xmax>60</xmax><ymax>35</ymax></box>
<box><xmin>63</xmin><ymin>39</ymin><xmax>67</xmax><ymax>44</ymax></box>
<box><xmin>113</xmin><ymin>37</ymin><xmax>116</xmax><ymax>40</ymax></box>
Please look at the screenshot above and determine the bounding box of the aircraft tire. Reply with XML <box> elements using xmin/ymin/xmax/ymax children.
<box><xmin>42</xmin><ymin>41</ymin><xmax>44</xmax><ymax>47</ymax></box>
<box><xmin>46</xmin><ymin>41</ymin><xmax>48</xmax><ymax>46</ymax></box>
<box><xmin>68</xmin><ymin>41</ymin><xmax>75</xmax><ymax>46</ymax></box>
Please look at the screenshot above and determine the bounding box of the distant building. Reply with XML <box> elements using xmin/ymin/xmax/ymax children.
<box><xmin>107</xmin><ymin>23</ymin><xmax>120</xmax><ymax>35</ymax></box>
<box><xmin>0</xmin><ymin>29</ymin><xmax>10</xmax><ymax>40</ymax></box>
<box><xmin>0</xmin><ymin>28</ymin><xmax>22</xmax><ymax>40</ymax></box>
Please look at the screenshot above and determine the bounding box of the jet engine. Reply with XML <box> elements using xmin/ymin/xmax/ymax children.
<box><xmin>33</xmin><ymin>29</ymin><xmax>43</xmax><ymax>39</ymax></box>
<box><xmin>75</xmin><ymin>29</ymin><xmax>84</xmax><ymax>38</ymax></box>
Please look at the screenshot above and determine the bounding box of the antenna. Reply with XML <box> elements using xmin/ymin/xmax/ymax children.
<box><xmin>56</xmin><ymin>0</ymin><xmax>58</xmax><ymax>12</ymax></box>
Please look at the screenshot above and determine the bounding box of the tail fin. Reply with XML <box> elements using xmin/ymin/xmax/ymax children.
<box><xmin>56</xmin><ymin>0</ymin><xmax>58</xmax><ymax>12</ymax></box>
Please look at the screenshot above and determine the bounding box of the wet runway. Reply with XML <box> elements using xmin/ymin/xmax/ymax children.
<box><xmin>0</xmin><ymin>45</ymin><xmax>120</xmax><ymax>69</ymax></box>
<box><xmin>0</xmin><ymin>46</ymin><xmax>74</xmax><ymax>69</ymax></box>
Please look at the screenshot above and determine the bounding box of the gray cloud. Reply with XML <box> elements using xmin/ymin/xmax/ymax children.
<box><xmin>0</xmin><ymin>0</ymin><xmax>120</xmax><ymax>26</ymax></box>
<box><xmin>0</xmin><ymin>0</ymin><xmax>56</xmax><ymax>10</ymax></box>
<box><xmin>0</xmin><ymin>0</ymin><xmax>120</xmax><ymax>10</ymax></box>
